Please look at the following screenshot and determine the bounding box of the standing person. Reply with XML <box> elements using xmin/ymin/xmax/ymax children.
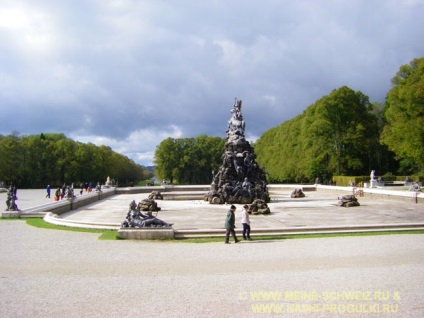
<box><xmin>55</xmin><ymin>188</ymin><xmax>61</xmax><ymax>201</ymax></box>
<box><xmin>46</xmin><ymin>185</ymin><xmax>51</xmax><ymax>198</ymax></box>
<box><xmin>224</xmin><ymin>205</ymin><xmax>240</xmax><ymax>244</ymax></box>
<box><xmin>61</xmin><ymin>184</ymin><xmax>66</xmax><ymax>199</ymax></box>
<box><xmin>241</xmin><ymin>204</ymin><xmax>251</xmax><ymax>240</ymax></box>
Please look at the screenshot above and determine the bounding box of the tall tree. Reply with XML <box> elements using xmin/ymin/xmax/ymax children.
<box><xmin>256</xmin><ymin>115</ymin><xmax>305</xmax><ymax>182</ymax></box>
<box><xmin>381</xmin><ymin>57</ymin><xmax>424</xmax><ymax>173</ymax></box>
<box><xmin>256</xmin><ymin>86</ymin><xmax>379</xmax><ymax>182</ymax></box>
<box><xmin>0</xmin><ymin>133</ymin><xmax>151</xmax><ymax>187</ymax></box>
<box><xmin>306</xmin><ymin>87</ymin><xmax>379</xmax><ymax>176</ymax></box>
<box><xmin>154</xmin><ymin>138</ymin><xmax>179</xmax><ymax>184</ymax></box>
<box><xmin>154</xmin><ymin>135</ymin><xmax>224</xmax><ymax>184</ymax></box>
<box><xmin>0</xmin><ymin>135</ymin><xmax>21</xmax><ymax>184</ymax></box>
<box><xmin>370</xmin><ymin>102</ymin><xmax>399</xmax><ymax>174</ymax></box>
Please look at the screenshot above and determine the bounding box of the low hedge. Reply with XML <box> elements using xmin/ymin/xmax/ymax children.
<box><xmin>332</xmin><ymin>175</ymin><xmax>424</xmax><ymax>186</ymax></box>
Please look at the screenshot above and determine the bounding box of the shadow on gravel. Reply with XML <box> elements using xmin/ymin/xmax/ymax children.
<box><xmin>241</xmin><ymin>240</ymin><xmax>281</xmax><ymax>244</ymax></box>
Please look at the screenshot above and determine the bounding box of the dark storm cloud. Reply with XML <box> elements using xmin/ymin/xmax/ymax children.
<box><xmin>1</xmin><ymin>0</ymin><xmax>423</xmax><ymax>165</ymax></box>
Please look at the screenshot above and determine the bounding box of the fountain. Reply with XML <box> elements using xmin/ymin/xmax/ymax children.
<box><xmin>205</xmin><ymin>98</ymin><xmax>270</xmax><ymax>204</ymax></box>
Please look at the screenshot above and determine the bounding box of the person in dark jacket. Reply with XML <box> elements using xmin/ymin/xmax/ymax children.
<box><xmin>224</xmin><ymin>205</ymin><xmax>240</xmax><ymax>244</ymax></box>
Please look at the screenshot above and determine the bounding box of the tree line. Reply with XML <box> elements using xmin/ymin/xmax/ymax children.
<box><xmin>0</xmin><ymin>133</ymin><xmax>152</xmax><ymax>188</ymax></box>
<box><xmin>255</xmin><ymin>57</ymin><xmax>424</xmax><ymax>183</ymax></box>
<box><xmin>154</xmin><ymin>134</ymin><xmax>225</xmax><ymax>184</ymax></box>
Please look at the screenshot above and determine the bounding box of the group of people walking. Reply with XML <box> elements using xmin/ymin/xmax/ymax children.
<box><xmin>224</xmin><ymin>204</ymin><xmax>251</xmax><ymax>244</ymax></box>
<box><xmin>46</xmin><ymin>182</ymin><xmax>94</xmax><ymax>200</ymax></box>
<box><xmin>46</xmin><ymin>184</ymin><xmax>68</xmax><ymax>200</ymax></box>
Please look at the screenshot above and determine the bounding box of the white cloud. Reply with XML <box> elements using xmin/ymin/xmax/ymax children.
<box><xmin>0</xmin><ymin>4</ymin><xmax>60</xmax><ymax>58</ymax></box>
<box><xmin>0</xmin><ymin>7</ymin><xmax>30</xmax><ymax>29</ymax></box>
<box><xmin>214</xmin><ymin>39</ymin><xmax>246</xmax><ymax>68</ymax></box>
<box><xmin>70</xmin><ymin>125</ymin><xmax>183</xmax><ymax>166</ymax></box>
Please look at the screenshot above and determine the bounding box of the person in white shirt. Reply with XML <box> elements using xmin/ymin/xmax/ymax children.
<box><xmin>241</xmin><ymin>204</ymin><xmax>251</xmax><ymax>240</ymax></box>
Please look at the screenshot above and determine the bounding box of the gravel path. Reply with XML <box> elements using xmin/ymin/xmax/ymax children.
<box><xmin>1</xmin><ymin>221</ymin><xmax>423</xmax><ymax>317</ymax></box>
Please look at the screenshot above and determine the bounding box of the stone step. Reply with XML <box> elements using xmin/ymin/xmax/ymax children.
<box><xmin>19</xmin><ymin>212</ymin><xmax>47</xmax><ymax>218</ymax></box>
<box><xmin>173</xmin><ymin>223</ymin><xmax>424</xmax><ymax>239</ymax></box>
<box><xmin>162</xmin><ymin>192</ymin><xmax>206</xmax><ymax>200</ymax></box>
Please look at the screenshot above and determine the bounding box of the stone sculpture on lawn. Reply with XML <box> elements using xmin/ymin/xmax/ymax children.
<box><xmin>205</xmin><ymin>98</ymin><xmax>270</xmax><ymax>205</ymax></box>
<box><xmin>121</xmin><ymin>200</ymin><xmax>172</xmax><ymax>228</ymax></box>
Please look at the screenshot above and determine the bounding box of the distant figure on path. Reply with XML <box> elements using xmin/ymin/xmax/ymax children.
<box><xmin>46</xmin><ymin>185</ymin><xmax>51</xmax><ymax>198</ymax></box>
<box><xmin>224</xmin><ymin>205</ymin><xmax>240</xmax><ymax>244</ymax></box>
<box><xmin>61</xmin><ymin>184</ymin><xmax>66</xmax><ymax>199</ymax></box>
<box><xmin>95</xmin><ymin>182</ymin><xmax>102</xmax><ymax>192</ymax></box>
<box><xmin>55</xmin><ymin>188</ymin><xmax>61</xmax><ymax>201</ymax></box>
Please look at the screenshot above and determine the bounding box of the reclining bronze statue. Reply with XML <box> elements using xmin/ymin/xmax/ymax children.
<box><xmin>121</xmin><ymin>200</ymin><xmax>172</xmax><ymax>228</ymax></box>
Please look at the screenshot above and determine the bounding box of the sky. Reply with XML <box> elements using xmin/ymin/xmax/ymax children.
<box><xmin>1</xmin><ymin>0</ymin><xmax>423</xmax><ymax>166</ymax></box>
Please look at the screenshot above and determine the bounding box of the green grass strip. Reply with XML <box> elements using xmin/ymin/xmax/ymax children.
<box><xmin>21</xmin><ymin>218</ymin><xmax>424</xmax><ymax>243</ymax></box>
<box><xmin>177</xmin><ymin>230</ymin><xmax>424</xmax><ymax>243</ymax></box>
<box><xmin>25</xmin><ymin>218</ymin><xmax>119</xmax><ymax>240</ymax></box>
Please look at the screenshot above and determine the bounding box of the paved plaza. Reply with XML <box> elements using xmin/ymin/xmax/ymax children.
<box><xmin>2</xmin><ymin>188</ymin><xmax>423</xmax><ymax>232</ymax></box>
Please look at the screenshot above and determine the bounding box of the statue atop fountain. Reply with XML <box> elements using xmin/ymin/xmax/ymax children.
<box><xmin>205</xmin><ymin>98</ymin><xmax>270</xmax><ymax>204</ymax></box>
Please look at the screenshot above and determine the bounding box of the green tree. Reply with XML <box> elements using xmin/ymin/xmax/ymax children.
<box><xmin>369</xmin><ymin>102</ymin><xmax>399</xmax><ymax>174</ymax></box>
<box><xmin>256</xmin><ymin>115</ymin><xmax>305</xmax><ymax>182</ymax></box>
<box><xmin>53</xmin><ymin>138</ymin><xmax>78</xmax><ymax>183</ymax></box>
<box><xmin>154</xmin><ymin>138</ymin><xmax>179</xmax><ymax>183</ymax></box>
<box><xmin>154</xmin><ymin>135</ymin><xmax>225</xmax><ymax>184</ymax></box>
<box><xmin>256</xmin><ymin>86</ymin><xmax>380</xmax><ymax>182</ymax></box>
<box><xmin>381</xmin><ymin>57</ymin><xmax>424</xmax><ymax>173</ymax></box>
<box><xmin>178</xmin><ymin>135</ymin><xmax>225</xmax><ymax>184</ymax></box>
<box><xmin>201</xmin><ymin>135</ymin><xmax>226</xmax><ymax>182</ymax></box>
<box><xmin>19</xmin><ymin>135</ymin><xmax>48</xmax><ymax>186</ymax></box>
<box><xmin>0</xmin><ymin>135</ymin><xmax>21</xmax><ymax>184</ymax></box>
<box><xmin>305</xmin><ymin>87</ymin><xmax>378</xmax><ymax>176</ymax></box>
<box><xmin>0</xmin><ymin>133</ymin><xmax>151</xmax><ymax>188</ymax></box>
